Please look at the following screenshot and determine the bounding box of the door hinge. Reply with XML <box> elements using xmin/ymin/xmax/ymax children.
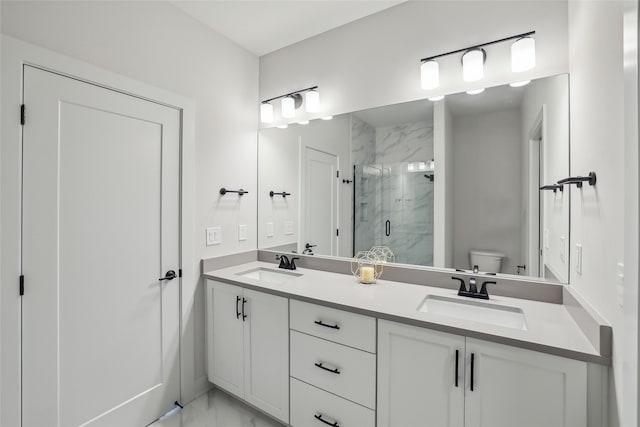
<box><xmin>19</xmin><ymin>275</ymin><xmax>24</xmax><ymax>296</ymax></box>
<box><xmin>20</xmin><ymin>104</ymin><xmax>25</xmax><ymax>126</ymax></box>
<box><xmin>336</xmin><ymin>228</ymin><xmax>339</xmax><ymax>237</ymax></box>
<box><xmin>179</xmin><ymin>269</ymin><xmax>182</xmax><ymax>278</ymax></box>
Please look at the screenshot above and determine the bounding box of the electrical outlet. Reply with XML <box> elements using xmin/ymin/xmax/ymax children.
<box><xmin>284</xmin><ymin>221</ymin><xmax>294</xmax><ymax>235</ymax></box>
<box><xmin>206</xmin><ymin>227</ymin><xmax>221</xmax><ymax>246</ymax></box>
<box><xmin>575</xmin><ymin>244</ymin><xmax>582</xmax><ymax>275</ymax></box>
<box><xmin>559</xmin><ymin>236</ymin><xmax>566</xmax><ymax>262</ymax></box>
<box><xmin>617</xmin><ymin>262</ymin><xmax>625</xmax><ymax>307</ymax></box>
<box><xmin>266</xmin><ymin>222</ymin><xmax>274</xmax><ymax>237</ymax></box>
<box><xmin>238</xmin><ymin>224</ymin><xmax>247</xmax><ymax>241</ymax></box>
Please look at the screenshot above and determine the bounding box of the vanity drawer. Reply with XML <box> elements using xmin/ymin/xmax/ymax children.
<box><xmin>290</xmin><ymin>299</ymin><xmax>376</xmax><ymax>353</ymax></box>
<box><xmin>290</xmin><ymin>378</ymin><xmax>375</xmax><ymax>427</ymax></box>
<box><xmin>290</xmin><ymin>330</ymin><xmax>376</xmax><ymax>409</ymax></box>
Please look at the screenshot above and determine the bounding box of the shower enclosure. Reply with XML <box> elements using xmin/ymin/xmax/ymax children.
<box><xmin>354</xmin><ymin>161</ymin><xmax>434</xmax><ymax>266</ymax></box>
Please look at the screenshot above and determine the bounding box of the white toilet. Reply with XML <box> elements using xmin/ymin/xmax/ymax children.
<box><xmin>469</xmin><ymin>250</ymin><xmax>505</xmax><ymax>274</ymax></box>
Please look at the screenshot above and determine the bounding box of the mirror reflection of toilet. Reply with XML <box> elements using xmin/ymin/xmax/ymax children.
<box><xmin>469</xmin><ymin>250</ymin><xmax>505</xmax><ymax>274</ymax></box>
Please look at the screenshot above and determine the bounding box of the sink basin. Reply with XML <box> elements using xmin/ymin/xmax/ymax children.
<box><xmin>417</xmin><ymin>295</ymin><xmax>527</xmax><ymax>330</ymax></box>
<box><xmin>235</xmin><ymin>267</ymin><xmax>302</xmax><ymax>285</ymax></box>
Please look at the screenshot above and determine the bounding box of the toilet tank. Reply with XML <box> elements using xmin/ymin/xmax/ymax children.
<box><xmin>469</xmin><ymin>250</ymin><xmax>504</xmax><ymax>273</ymax></box>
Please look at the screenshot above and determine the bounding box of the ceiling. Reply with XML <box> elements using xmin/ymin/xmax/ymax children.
<box><xmin>170</xmin><ymin>1</ymin><xmax>405</xmax><ymax>57</ymax></box>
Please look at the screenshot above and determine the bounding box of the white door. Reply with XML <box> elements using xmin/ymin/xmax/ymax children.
<box><xmin>243</xmin><ymin>289</ymin><xmax>289</xmax><ymax>423</ymax></box>
<box><xmin>206</xmin><ymin>280</ymin><xmax>245</xmax><ymax>399</ymax></box>
<box><xmin>303</xmin><ymin>147</ymin><xmax>338</xmax><ymax>256</ymax></box>
<box><xmin>464</xmin><ymin>338</ymin><xmax>587</xmax><ymax>427</ymax></box>
<box><xmin>22</xmin><ymin>66</ymin><xmax>181</xmax><ymax>427</ymax></box>
<box><xmin>377</xmin><ymin>320</ymin><xmax>465</xmax><ymax>427</ymax></box>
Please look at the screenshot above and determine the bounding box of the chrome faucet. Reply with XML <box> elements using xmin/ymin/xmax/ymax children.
<box><xmin>472</xmin><ymin>264</ymin><xmax>479</xmax><ymax>274</ymax></box>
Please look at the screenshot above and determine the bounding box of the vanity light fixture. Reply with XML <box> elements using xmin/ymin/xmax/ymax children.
<box><xmin>509</xmin><ymin>80</ymin><xmax>531</xmax><ymax>87</ymax></box>
<box><xmin>305</xmin><ymin>90</ymin><xmax>320</xmax><ymax>113</ymax></box>
<box><xmin>511</xmin><ymin>36</ymin><xmax>536</xmax><ymax>72</ymax></box>
<box><xmin>260</xmin><ymin>85</ymin><xmax>319</xmax><ymax>122</ymax></box>
<box><xmin>419</xmin><ymin>31</ymin><xmax>535</xmax><ymax>89</ymax></box>
<box><xmin>462</xmin><ymin>48</ymin><xmax>486</xmax><ymax>82</ymax></box>
<box><xmin>260</xmin><ymin>102</ymin><xmax>274</xmax><ymax>123</ymax></box>
<box><xmin>421</xmin><ymin>60</ymin><xmax>440</xmax><ymax>89</ymax></box>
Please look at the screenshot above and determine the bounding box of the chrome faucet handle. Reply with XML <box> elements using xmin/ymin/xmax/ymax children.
<box><xmin>472</xmin><ymin>265</ymin><xmax>479</xmax><ymax>274</ymax></box>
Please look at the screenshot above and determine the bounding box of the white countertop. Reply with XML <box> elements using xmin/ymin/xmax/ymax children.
<box><xmin>204</xmin><ymin>261</ymin><xmax>608</xmax><ymax>365</ymax></box>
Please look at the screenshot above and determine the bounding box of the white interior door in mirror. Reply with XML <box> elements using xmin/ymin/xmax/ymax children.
<box><xmin>22</xmin><ymin>66</ymin><xmax>180</xmax><ymax>427</ymax></box>
<box><xmin>303</xmin><ymin>147</ymin><xmax>338</xmax><ymax>256</ymax></box>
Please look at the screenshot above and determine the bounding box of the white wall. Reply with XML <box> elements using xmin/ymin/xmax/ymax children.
<box><xmin>451</xmin><ymin>108</ymin><xmax>523</xmax><ymax>274</ymax></box>
<box><xmin>260</xmin><ymin>1</ymin><xmax>568</xmax><ymax>123</ymax></box>
<box><xmin>0</xmin><ymin>0</ymin><xmax>259</xmax><ymax>420</ymax></box>
<box><xmin>568</xmin><ymin>1</ymin><xmax>633</xmax><ymax>425</ymax></box>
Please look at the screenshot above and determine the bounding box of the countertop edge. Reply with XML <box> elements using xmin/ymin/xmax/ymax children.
<box><xmin>203</xmin><ymin>271</ymin><xmax>610</xmax><ymax>366</ymax></box>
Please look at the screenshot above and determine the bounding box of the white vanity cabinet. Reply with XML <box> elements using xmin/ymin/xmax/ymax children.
<box><xmin>378</xmin><ymin>320</ymin><xmax>587</xmax><ymax>427</ymax></box>
<box><xmin>289</xmin><ymin>300</ymin><xmax>377</xmax><ymax>427</ymax></box>
<box><xmin>205</xmin><ymin>280</ymin><xmax>289</xmax><ymax>423</ymax></box>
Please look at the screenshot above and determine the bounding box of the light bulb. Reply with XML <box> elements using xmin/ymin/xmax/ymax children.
<box><xmin>466</xmin><ymin>88</ymin><xmax>485</xmax><ymax>95</ymax></box>
<box><xmin>511</xmin><ymin>37</ymin><xmax>536</xmax><ymax>72</ymax></box>
<box><xmin>282</xmin><ymin>96</ymin><xmax>295</xmax><ymax>118</ymax></box>
<box><xmin>260</xmin><ymin>103</ymin><xmax>273</xmax><ymax>123</ymax></box>
<box><xmin>421</xmin><ymin>60</ymin><xmax>439</xmax><ymax>90</ymax></box>
<box><xmin>306</xmin><ymin>90</ymin><xmax>320</xmax><ymax>113</ymax></box>
<box><xmin>462</xmin><ymin>49</ymin><xmax>485</xmax><ymax>82</ymax></box>
<box><xmin>510</xmin><ymin>80</ymin><xmax>531</xmax><ymax>87</ymax></box>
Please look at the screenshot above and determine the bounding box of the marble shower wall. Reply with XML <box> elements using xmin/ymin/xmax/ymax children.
<box><xmin>352</xmin><ymin>119</ymin><xmax>435</xmax><ymax>266</ymax></box>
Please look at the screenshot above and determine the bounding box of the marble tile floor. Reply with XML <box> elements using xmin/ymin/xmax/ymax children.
<box><xmin>150</xmin><ymin>388</ymin><xmax>284</xmax><ymax>427</ymax></box>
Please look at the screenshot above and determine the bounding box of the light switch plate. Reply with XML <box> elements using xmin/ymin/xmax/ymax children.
<box><xmin>575</xmin><ymin>244</ymin><xmax>582</xmax><ymax>275</ymax></box>
<box><xmin>266</xmin><ymin>222</ymin><xmax>274</xmax><ymax>237</ymax></box>
<box><xmin>559</xmin><ymin>236</ymin><xmax>566</xmax><ymax>262</ymax></box>
<box><xmin>238</xmin><ymin>224</ymin><xmax>247</xmax><ymax>241</ymax></box>
<box><xmin>284</xmin><ymin>221</ymin><xmax>294</xmax><ymax>235</ymax></box>
<box><xmin>206</xmin><ymin>227</ymin><xmax>221</xmax><ymax>246</ymax></box>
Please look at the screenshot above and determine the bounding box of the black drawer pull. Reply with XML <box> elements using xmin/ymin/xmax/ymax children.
<box><xmin>314</xmin><ymin>362</ymin><xmax>340</xmax><ymax>375</ymax></box>
<box><xmin>236</xmin><ymin>296</ymin><xmax>241</xmax><ymax>319</ymax></box>
<box><xmin>455</xmin><ymin>349</ymin><xmax>459</xmax><ymax>387</ymax></box>
<box><xmin>314</xmin><ymin>413</ymin><xmax>340</xmax><ymax>427</ymax></box>
<box><xmin>242</xmin><ymin>298</ymin><xmax>247</xmax><ymax>321</ymax></box>
<box><xmin>314</xmin><ymin>320</ymin><xmax>340</xmax><ymax>330</ymax></box>
<box><xmin>470</xmin><ymin>352</ymin><xmax>475</xmax><ymax>391</ymax></box>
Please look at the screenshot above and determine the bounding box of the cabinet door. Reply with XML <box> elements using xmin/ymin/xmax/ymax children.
<box><xmin>378</xmin><ymin>320</ymin><xmax>465</xmax><ymax>427</ymax></box>
<box><xmin>243</xmin><ymin>288</ymin><xmax>290</xmax><ymax>423</ymax></box>
<box><xmin>206</xmin><ymin>280</ymin><xmax>245</xmax><ymax>399</ymax></box>
<box><xmin>464</xmin><ymin>338</ymin><xmax>587</xmax><ymax>427</ymax></box>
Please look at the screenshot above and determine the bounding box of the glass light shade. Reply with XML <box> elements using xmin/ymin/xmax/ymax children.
<box><xmin>421</xmin><ymin>60</ymin><xmax>439</xmax><ymax>90</ymax></box>
<box><xmin>306</xmin><ymin>90</ymin><xmax>320</xmax><ymax>113</ymax></box>
<box><xmin>260</xmin><ymin>103</ymin><xmax>273</xmax><ymax>123</ymax></box>
<box><xmin>511</xmin><ymin>37</ymin><xmax>536</xmax><ymax>72</ymax></box>
<box><xmin>509</xmin><ymin>80</ymin><xmax>531</xmax><ymax>87</ymax></box>
<box><xmin>428</xmin><ymin>95</ymin><xmax>445</xmax><ymax>101</ymax></box>
<box><xmin>298</xmin><ymin>120</ymin><xmax>310</xmax><ymax>125</ymax></box>
<box><xmin>281</xmin><ymin>96</ymin><xmax>295</xmax><ymax>118</ymax></box>
<box><xmin>466</xmin><ymin>88</ymin><xmax>485</xmax><ymax>95</ymax></box>
<box><xmin>462</xmin><ymin>49</ymin><xmax>484</xmax><ymax>82</ymax></box>
<box><xmin>321</xmin><ymin>116</ymin><xmax>333</xmax><ymax>120</ymax></box>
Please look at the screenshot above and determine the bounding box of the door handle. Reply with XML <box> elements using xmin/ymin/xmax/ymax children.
<box><xmin>159</xmin><ymin>270</ymin><xmax>177</xmax><ymax>281</ymax></box>
<box><xmin>236</xmin><ymin>296</ymin><xmax>241</xmax><ymax>319</ymax></box>
<box><xmin>470</xmin><ymin>352</ymin><xmax>475</xmax><ymax>391</ymax></box>
<box><xmin>385</xmin><ymin>220</ymin><xmax>391</xmax><ymax>236</ymax></box>
<box><xmin>455</xmin><ymin>349</ymin><xmax>459</xmax><ymax>387</ymax></box>
<box><xmin>242</xmin><ymin>298</ymin><xmax>247</xmax><ymax>321</ymax></box>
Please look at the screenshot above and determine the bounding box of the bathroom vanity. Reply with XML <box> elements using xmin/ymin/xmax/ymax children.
<box><xmin>203</xmin><ymin>255</ymin><xmax>610</xmax><ymax>427</ymax></box>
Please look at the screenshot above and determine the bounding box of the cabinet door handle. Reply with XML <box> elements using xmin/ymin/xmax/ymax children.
<box><xmin>455</xmin><ymin>349</ymin><xmax>459</xmax><ymax>387</ymax></box>
<box><xmin>314</xmin><ymin>413</ymin><xmax>340</xmax><ymax>427</ymax></box>
<box><xmin>470</xmin><ymin>352</ymin><xmax>475</xmax><ymax>391</ymax></box>
<box><xmin>242</xmin><ymin>298</ymin><xmax>247</xmax><ymax>321</ymax></box>
<box><xmin>314</xmin><ymin>362</ymin><xmax>340</xmax><ymax>375</ymax></box>
<box><xmin>385</xmin><ymin>220</ymin><xmax>391</xmax><ymax>237</ymax></box>
<box><xmin>236</xmin><ymin>296</ymin><xmax>241</xmax><ymax>319</ymax></box>
<box><xmin>314</xmin><ymin>320</ymin><xmax>340</xmax><ymax>330</ymax></box>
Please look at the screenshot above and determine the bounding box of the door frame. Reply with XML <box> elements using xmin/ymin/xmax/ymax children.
<box><xmin>0</xmin><ymin>35</ymin><xmax>197</xmax><ymax>426</ymax></box>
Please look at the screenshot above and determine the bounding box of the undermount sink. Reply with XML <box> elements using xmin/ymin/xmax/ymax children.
<box><xmin>417</xmin><ymin>295</ymin><xmax>527</xmax><ymax>330</ymax></box>
<box><xmin>236</xmin><ymin>267</ymin><xmax>302</xmax><ymax>285</ymax></box>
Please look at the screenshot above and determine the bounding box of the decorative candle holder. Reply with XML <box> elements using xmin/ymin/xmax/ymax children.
<box><xmin>350</xmin><ymin>247</ymin><xmax>393</xmax><ymax>284</ymax></box>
